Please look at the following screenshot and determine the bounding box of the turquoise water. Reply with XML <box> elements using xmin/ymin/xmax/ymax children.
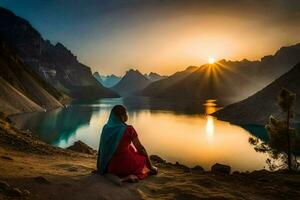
<box><xmin>11</xmin><ymin>97</ymin><xmax>270</xmax><ymax>171</ymax></box>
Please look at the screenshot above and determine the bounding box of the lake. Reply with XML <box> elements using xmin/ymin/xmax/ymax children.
<box><xmin>11</xmin><ymin>97</ymin><xmax>269</xmax><ymax>171</ymax></box>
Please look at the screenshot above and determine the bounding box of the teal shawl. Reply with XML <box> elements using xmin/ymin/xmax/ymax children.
<box><xmin>97</xmin><ymin>111</ymin><xmax>127</xmax><ymax>174</ymax></box>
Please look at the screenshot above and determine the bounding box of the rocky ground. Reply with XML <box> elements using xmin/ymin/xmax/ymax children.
<box><xmin>0</xmin><ymin>116</ymin><xmax>300</xmax><ymax>200</ymax></box>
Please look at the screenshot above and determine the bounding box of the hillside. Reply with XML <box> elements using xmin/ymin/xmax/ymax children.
<box><xmin>213</xmin><ymin>62</ymin><xmax>300</xmax><ymax>125</ymax></box>
<box><xmin>155</xmin><ymin>64</ymin><xmax>260</xmax><ymax>104</ymax></box>
<box><xmin>0</xmin><ymin>41</ymin><xmax>68</xmax><ymax>115</ymax></box>
<box><xmin>0</xmin><ymin>6</ymin><xmax>118</xmax><ymax>99</ymax></box>
<box><xmin>142</xmin><ymin>66</ymin><xmax>198</xmax><ymax>97</ymax></box>
<box><xmin>112</xmin><ymin>69</ymin><xmax>151</xmax><ymax>96</ymax></box>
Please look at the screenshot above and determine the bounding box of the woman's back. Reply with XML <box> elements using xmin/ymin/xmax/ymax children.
<box><xmin>108</xmin><ymin>125</ymin><xmax>149</xmax><ymax>179</ymax></box>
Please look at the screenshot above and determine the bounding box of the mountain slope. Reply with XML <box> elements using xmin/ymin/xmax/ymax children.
<box><xmin>142</xmin><ymin>66</ymin><xmax>198</xmax><ymax>97</ymax></box>
<box><xmin>0</xmin><ymin>6</ymin><xmax>118</xmax><ymax>99</ymax></box>
<box><xmin>0</xmin><ymin>40</ymin><xmax>67</xmax><ymax>115</ymax></box>
<box><xmin>213</xmin><ymin>62</ymin><xmax>300</xmax><ymax>125</ymax></box>
<box><xmin>154</xmin><ymin>63</ymin><xmax>259</xmax><ymax>104</ymax></box>
<box><xmin>217</xmin><ymin>43</ymin><xmax>300</xmax><ymax>87</ymax></box>
<box><xmin>112</xmin><ymin>69</ymin><xmax>151</xmax><ymax>96</ymax></box>
<box><xmin>0</xmin><ymin>77</ymin><xmax>44</xmax><ymax>114</ymax></box>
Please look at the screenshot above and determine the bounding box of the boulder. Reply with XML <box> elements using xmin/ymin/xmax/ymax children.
<box><xmin>211</xmin><ymin>163</ymin><xmax>231</xmax><ymax>174</ymax></box>
<box><xmin>150</xmin><ymin>155</ymin><xmax>166</xmax><ymax>163</ymax></box>
<box><xmin>0</xmin><ymin>180</ymin><xmax>9</xmax><ymax>191</ymax></box>
<box><xmin>175</xmin><ymin>162</ymin><xmax>191</xmax><ymax>172</ymax></box>
<box><xmin>191</xmin><ymin>165</ymin><xmax>205</xmax><ymax>173</ymax></box>
<box><xmin>1</xmin><ymin>155</ymin><xmax>13</xmax><ymax>161</ymax></box>
<box><xmin>33</xmin><ymin>176</ymin><xmax>51</xmax><ymax>184</ymax></box>
<box><xmin>22</xmin><ymin>189</ymin><xmax>30</xmax><ymax>196</ymax></box>
<box><xmin>67</xmin><ymin>141</ymin><xmax>96</xmax><ymax>155</ymax></box>
<box><xmin>5</xmin><ymin>188</ymin><xmax>22</xmax><ymax>197</ymax></box>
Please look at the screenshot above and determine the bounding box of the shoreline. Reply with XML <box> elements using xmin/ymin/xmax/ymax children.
<box><xmin>1</xmin><ymin>117</ymin><xmax>300</xmax><ymax>199</ymax></box>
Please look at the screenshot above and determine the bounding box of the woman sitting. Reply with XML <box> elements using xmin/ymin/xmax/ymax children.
<box><xmin>96</xmin><ymin>105</ymin><xmax>158</xmax><ymax>182</ymax></box>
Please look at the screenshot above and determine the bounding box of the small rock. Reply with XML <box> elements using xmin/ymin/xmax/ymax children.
<box><xmin>0</xmin><ymin>156</ymin><xmax>13</xmax><ymax>161</ymax></box>
<box><xmin>211</xmin><ymin>163</ymin><xmax>231</xmax><ymax>174</ymax></box>
<box><xmin>250</xmin><ymin>169</ymin><xmax>270</xmax><ymax>176</ymax></box>
<box><xmin>68</xmin><ymin>167</ymin><xmax>78</xmax><ymax>172</ymax></box>
<box><xmin>151</xmin><ymin>188</ymin><xmax>157</xmax><ymax>193</ymax></box>
<box><xmin>67</xmin><ymin>141</ymin><xmax>96</xmax><ymax>155</ymax></box>
<box><xmin>232</xmin><ymin>171</ymin><xmax>240</xmax><ymax>175</ymax></box>
<box><xmin>175</xmin><ymin>162</ymin><xmax>191</xmax><ymax>172</ymax></box>
<box><xmin>6</xmin><ymin>188</ymin><xmax>23</xmax><ymax>197</ymax></box>
<box><xmin>192</xmin><ymin>165</ymin><xmax>204</xmax><ymax>172</ymax></box>
<box><xmin>22</xmin><ymin>189</ymin><xmax>30</xmax><ymax>196</ymax></box>
<box><xmin>150</xmin><ymin>155</ymin><xmax>166</xmax><ymax>163</ymax></box>
<box><xmin>0</xmin><ymin>180</ymin><xmax>9</xmax><ymax>190</ymax></box>
<box><xmin>33</xmin><ymin>176</ymin><xmax>51</xmax><ymax>184</ymax></box>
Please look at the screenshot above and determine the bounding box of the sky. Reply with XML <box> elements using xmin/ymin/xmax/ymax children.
<box><xmin>1</xmin><ymin>0</ymin><xmax>300</xmax><ymax>76</ymax></box>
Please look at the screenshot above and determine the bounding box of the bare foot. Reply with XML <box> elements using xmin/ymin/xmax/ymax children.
<box><xmin>121</xmin><ymin>175</ymin><xmax>139</xmax><ymax>183</ymax></box>
<box><xmin>149</xmin><ymin>166</ymin><xmax>158</xmax><ymax>175</ymax></box>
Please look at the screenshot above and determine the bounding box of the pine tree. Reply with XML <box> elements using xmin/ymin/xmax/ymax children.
<box><xmin>249</xmin><ymin>88</ymin><xmax>298</xmax><ymax>171</ymax></box>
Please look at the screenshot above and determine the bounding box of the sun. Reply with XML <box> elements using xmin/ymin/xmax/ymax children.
<box><xmin>208</xmin><ymin>56</ymin><xmax>215</xmax><ymax>64</ymax></box>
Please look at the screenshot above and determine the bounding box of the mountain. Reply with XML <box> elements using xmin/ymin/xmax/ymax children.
<box><xmin>144</xmin><ymin>72</ymin><xmax>167</xmax><ymax>82</ymax></box>
<box><xmin>142</xmin><ymin>66</ymin><xmax>198</xmax><ymax>97</ymax></box>
<box><xmin>149</xmin><ymin>64</ymin><xmax>258</xmax><ymax>104</ymax></box>
<box><xmin>0</xmin><ymin>40</ymin><xmax>69</xmax><ymax>115</ymax></box>
<box><xmin>93</xmin><ymin>72</ymin><xmax>121</xmax><ymax>88</ymax></box>
<box><xmin>213</xmin><ymin>62</ymin><xmax>300</xmax><ymax>125</ymax></box>
<box><xmin>112</xmin><ymin>69</ymin><xmax>151</xmax><ymax>96</ymax></box>
<box><xmin>0</xmin><ymin>7</ymin><xmax>118</xmax><ymax>99</ymax></box>
<box><xmin>93</xmin><ymin>72</ymin><xmax>102</xmax><ymax>84</ymax></box>
<box><xmin>142</xmin><ymin>44</ymin><xmax>300</xmax><ymax>104</ymax></box>
<box><xmin>217</xmin><ymin>43</ymin><xmax>300</xmax><ymax>87</ymax></box>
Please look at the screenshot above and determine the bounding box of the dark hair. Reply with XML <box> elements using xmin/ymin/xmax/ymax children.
<box><xmin>111</xmin><ymin>105</ymin><xmax>127</xmax><ymax>120</ymax></box>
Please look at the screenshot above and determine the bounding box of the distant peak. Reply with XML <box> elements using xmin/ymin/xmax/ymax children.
<box><xmin>93</xmin><ymin>72</ymin><xmax>100</xmax><ymax>76</ymax></box>
<box><xmin>108</xmin><ymin>74</ymin><xmax>120</xmax><ymax>78</ymax></box>
<box><xmin>126</xmin><ymin>69</ymin><xmax>142</xmax><ymax>75</ymax></box>
<box><xmin>185</xmin><ymin>66</ymin><xmax>198</xmax><ymax>71</ymax></box>
<box><xmin>149</xmin><ymin>72</ymin><xmax>159</xmax><ymax>76</ymax></box>
<box><xmin>127</xmin><ymin>68</ymin><xmax>138</xmax><ymax>72</ymax></box>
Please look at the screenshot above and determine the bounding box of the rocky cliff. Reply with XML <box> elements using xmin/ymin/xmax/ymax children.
<box><xmin>0</xmin><ymin>7</ymin><xmax>118</xmax><ymax>99</ymax></box>
<box><xmin>0</xmin><ymin>40</ymin><xmax>67</xmax><ymax>115</ymax></box>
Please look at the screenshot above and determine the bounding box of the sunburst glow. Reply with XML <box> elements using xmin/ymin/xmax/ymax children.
<box><xmin>208</xmin><ymin>57</ymin><xmax>216</xmax><ymax>64</ymax></box>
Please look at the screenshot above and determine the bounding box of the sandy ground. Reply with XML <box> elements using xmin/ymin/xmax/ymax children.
<box><xmin>1</xmin><ymin>118</ymin><xmax>300</xmax><ymax>200</ymax></box>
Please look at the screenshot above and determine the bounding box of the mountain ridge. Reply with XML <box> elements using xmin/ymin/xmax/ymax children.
<box><xmin>142</xmin><ymin>43</ymin><xmax>300</xmax><ymax>104</ymax></box>
<box><xmin>213</xmin><ymin>62</ymin><xmax>300</xmax><ymax>125</ymax></box>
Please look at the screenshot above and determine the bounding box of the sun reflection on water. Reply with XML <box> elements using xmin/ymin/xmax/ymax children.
<box><xmin>203</xmin><ymin>99</ymin><xmax>219</xmax><ymax>140</ymax></box>
<box><xmin>12</xmin><ymin>98</ymin><xmax>269</xmax><ymax>171</ymax></box>
<box><xmin>206</xmin><ymin>116</ymin><xmax>214</xmax><ymax>140</ymax></box>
